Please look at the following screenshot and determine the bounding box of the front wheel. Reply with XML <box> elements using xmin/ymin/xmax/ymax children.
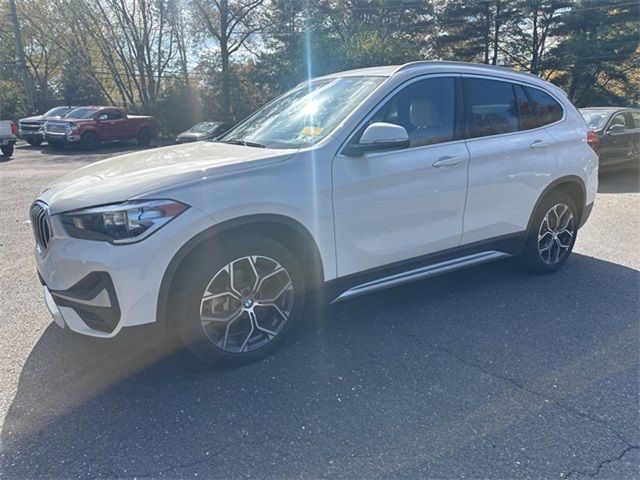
<box><xmin>1</xmin><ymin>144</ymin><xmax>14</xmax><ymax>157</ymax></box>
<box><xmin>80</xmin><ymin>132</ymin><xmax>98</xmax><ymax>151</ymax></box>
<box><xmin>173</xmin><ymin>236</ymin><xmax>306</xmax><ymax>366</ymax></box>
<box><xmin>26</xmin><ymin>139</ymin><xmax>42</xmax><ymax>147</ymax></box>
<box><xmin>518</xmin><ymin>191</ymin><xmax>578</xmax><ymax>274</ymax></box>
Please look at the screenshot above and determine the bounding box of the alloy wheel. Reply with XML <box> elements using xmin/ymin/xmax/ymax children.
<box><xmin>537</xmin><ymin>203</ymin><xmax>575</xmax><ymax>265</ymax></box>
<box><xmin>199</xmin><ymin>255</ymin><xmax>294</xmax><ymax>353</ymax></box>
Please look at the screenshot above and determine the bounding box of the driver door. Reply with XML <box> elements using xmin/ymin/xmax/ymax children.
<box><xmin>332</xmin><ymin>75</ymin><xmax>470</xmax><ymax>276</ymax></box>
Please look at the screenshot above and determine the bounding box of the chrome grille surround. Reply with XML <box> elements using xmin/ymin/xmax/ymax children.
<box><xmin>19</xmin><ymin>120</ymin><xmax>43</xmax><ymax>132</ymax></box>
<box><xmin>45</xmin><ymin>122</ymin><xmax>69</xmax><ymax>135</ymax></box>
<box><xmin>30</xmin><ymin>201</ymin><xmax>53</xmax><ymax>254</ymax></box>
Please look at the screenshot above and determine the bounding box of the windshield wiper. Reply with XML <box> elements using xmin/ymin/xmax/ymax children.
<box><xmin>220</xmin><ymin>139</ymin><xmax>266</xmax><ymax>148</ymax></box>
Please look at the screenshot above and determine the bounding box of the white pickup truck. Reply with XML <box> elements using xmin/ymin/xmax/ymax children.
<box><xmin>0</xmin><ymin>120</ymin><xmax>17</xmax><ymax>157</ymax></box>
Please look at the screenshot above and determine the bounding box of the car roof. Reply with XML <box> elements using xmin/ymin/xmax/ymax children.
<box><xmin>69</xmin><ymin>106</ymin><xmax>120</xmax><ymax>110</ymax></box>
<box><xmin>579</xmin><ymin>107</ymin><xmax>634</xmax><ymax>112</ymax></box>
<box><xmin>318</xmin><ymin>60</ymin><xmax>560</xmax><ymax>91</ymax></box>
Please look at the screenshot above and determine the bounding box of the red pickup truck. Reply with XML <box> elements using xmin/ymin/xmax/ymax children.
<box><xmin>44</xmin><ymin>106</ymin><xmax>155</xmax><ymax>150</ymax></box>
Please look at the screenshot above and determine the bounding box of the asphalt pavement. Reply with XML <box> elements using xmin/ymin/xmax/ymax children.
<box><xmin>0</xmin><ymin>142</ymin><xmax>638</xmax><ymax>479</ymax></box>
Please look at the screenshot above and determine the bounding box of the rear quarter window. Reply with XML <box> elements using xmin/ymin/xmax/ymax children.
<box><xmin>526</xmin><ymin>87</ymin><xmax>563</xmax><ymax>126</ymax></box>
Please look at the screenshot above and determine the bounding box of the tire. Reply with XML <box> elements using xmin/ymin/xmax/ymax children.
<box><xmin>137</xmin><ymin>127</ymin><xmax>151</xmax><ymax>146</ymax></box>
<box><xmin>518</xmin><ymin>191</ymin><xmax>579</xmax><ymax>274</ymax></box>
<box><xmin>1</xmin><ymin>144</ymin><xmax>14</xmax><ymax>157</ymax></box>
<box><xmin>172</xmin><ymin>235</ymin><xmax>306</xmax><ymax>366</ymax></box>
<box><xmin>80</xmin><ymin>132</ymin><xmax>98</xmax><ymax>151</ymax></box>
<box><xmin>26</xmin><ymin>139</ymin><xmax>42</xmax><ymax>147</ymax></box>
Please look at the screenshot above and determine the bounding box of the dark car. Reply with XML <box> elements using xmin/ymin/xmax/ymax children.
<box><xmin>19</xmin><ymin>106</ymin><xmax>77</xmax><ymax>146</ymax></box>
<box><xmin>579</xmin><ymin>107</ymin><xmax>640</xmax><ymax>167</ymax></box>
<box><xmin>175</xmin><ymin>121</ymin><xmax>231</xmax><ymax>143</ymax></box>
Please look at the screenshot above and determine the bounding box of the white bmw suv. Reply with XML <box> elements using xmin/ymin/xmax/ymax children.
<box><xmin>31</xmin><ymin>61</ymin><xmax>599</xmax><ymax>365</ymax></box>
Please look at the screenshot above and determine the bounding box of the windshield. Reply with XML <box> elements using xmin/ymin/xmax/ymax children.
<box><xmin>65</xmin><ymin>107</ymin><xmax>98</xmax><ymax>119</ymax></box>
<box><xmin>44</xmin><ymin>107</ymin><xmax>73</xmax><ymax>117</ymax></box>
<box><xmin>190</xmin><ymin>122</ymin><xmax>220</xmax><ymax>133</ymax></box>
<box><xmin>580</xmin><ymin>110</ymin><xmax>609</xmax><ymax>130</ymax></box>
<box><xmin>220</xmin><ymin>76</ymin><xmax>385</xmax><ymax>148</ymax></box>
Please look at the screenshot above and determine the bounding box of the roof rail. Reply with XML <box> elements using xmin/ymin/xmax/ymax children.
<box><xmin>393</xmin><ymin>60</ymin><xmax>543</xmax><ymax>82</ymax></box>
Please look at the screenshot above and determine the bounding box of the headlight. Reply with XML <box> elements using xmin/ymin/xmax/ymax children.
<box><xmin>60</xmin><ymin>199</ymin><xmax>189</xmax><ymax>244</ymax></box>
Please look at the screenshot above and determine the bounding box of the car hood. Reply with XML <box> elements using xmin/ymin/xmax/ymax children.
<box><xmin>47</xmin><ymin>118</ymin><xmax>92</xmax><ymax>124</ymax></box>
<box><xmin>178</xmin><ymin>132</ymin><xmax>208</xmax><ymax>139</ymax></box>
<box><xmin>39</xmin><ymin>142</ymin><xmax>297</xmax><ymax>214</ymax></box>
<box><xmin>20</xmin><ymin>115</ymin><xmax>44</xmax><ymax>122</ymax></box>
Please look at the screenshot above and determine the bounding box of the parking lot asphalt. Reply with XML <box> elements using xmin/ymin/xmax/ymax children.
<box><xmin>0</xmin><ymin>142</ymin><xmax>638</xmax><ymax>479</ymax></box>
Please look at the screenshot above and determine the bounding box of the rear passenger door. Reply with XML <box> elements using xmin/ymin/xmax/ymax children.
<box><xmin>461</xmin><ymin>77</ymin><xmax>557</xmax><ymax>245</ymax></box>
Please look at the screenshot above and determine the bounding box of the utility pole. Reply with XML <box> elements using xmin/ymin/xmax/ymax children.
<box><xmin>8</xmin><ymin>0</ymin><xmax>36</xmax><ymax>113</ymax></box>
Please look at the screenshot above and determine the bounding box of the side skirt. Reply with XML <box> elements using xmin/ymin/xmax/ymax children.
<box><xmin>332</xmin><ymin>251</ymin><xmax>510</xmax><ymax>303</ymax></box>
<box><xmin>327</xmin><ymin>232</ymin><xmax>526</xmax><ymax>304</ymax></box>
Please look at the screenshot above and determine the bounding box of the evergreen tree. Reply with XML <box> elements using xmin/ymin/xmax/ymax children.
<box><xmin>506</xmin><ymin>0</ymin><xmax>572</xmax><ymax>73</ymax></box>
<box><xmin>544</xmin><ymin>0</ymin><xmax>640</xmax><ymax>105</ymax></box>
<box><xmin>58</xmin><ymin>51</ymin><xmax>105</xmax><ymax>106</ymax></box>
<box><xmin>436</xmin><ymin>0</ymin><xmax>515</xmax><ymax>65</ymax></box>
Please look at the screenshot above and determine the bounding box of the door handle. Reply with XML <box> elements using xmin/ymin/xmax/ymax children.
<box><xmin>530</xmin><ymin>140</ymin><xmax>550</xmax><ymax>149</ymax></box>
<box><xmin>432</xmin><ymin>156</ymin><xmax>463</xmax><ymax>168</ymax></box>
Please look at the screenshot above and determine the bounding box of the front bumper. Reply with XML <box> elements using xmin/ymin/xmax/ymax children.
<box><xmin>20</xmin><ymin>130</ymin><xmax>44</xmax><ymax>141</ymax></box>
<box><xmin>44</xmin><ymin>286</ymin><xmax>65</xmax><ymax>329</ymax></box>
<box><xmin>45</xmin><ymin>133</ymin><xmax>81</xmax><ymax>145</ymax></box>
<box><xmin>35</xmin><ymin>205</ymin><xmax>216</xmax><ymax>337</ymax></box>
<box><xmin>41</xmin><ymin>272</ymin><xmax>121</xmax><ymax>334</ymax></box>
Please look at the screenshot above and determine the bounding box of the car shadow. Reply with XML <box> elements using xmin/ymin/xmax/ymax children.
<box><xmin>598</xmin><ymin>163</ymin><xmax>639</xmax><ymax>194</ymax></box>
<box><xmin>2</xmin><ymin>254</ymin><xmax>638</xmax><ymax>478</ymax></box>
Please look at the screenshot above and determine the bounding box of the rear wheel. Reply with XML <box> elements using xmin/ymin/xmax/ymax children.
<box><xmin>173</xmin><ymin>236</ymin><xmax>306</xmax><ymax>366</ymax></box>
<box><xmin>519</xmin><ymin>191</ymin><xmax>578</xmax><ymax>274</ymax></box>
<box><xmin>80</xmin><ymin>132</ymin><xmax>98</xmax><ymax>151</ymax></box>
<box><xmin>1</xmin><ymin>144</ymin><xmax>14</xmax><ymax>157</ymax></box>
<box><xmin>137</xmin><ymin>127</ymin><xmax>151</xmax><ymax>146</ymax></box>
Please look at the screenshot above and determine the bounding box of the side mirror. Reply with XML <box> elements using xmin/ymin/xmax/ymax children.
<box><xmin>347</xmin><ymin>122</ymin><xmax>409</xmax><ymax>156</ymax></box>
<box><xmin>607</xmin><ymin>124</ymin><xmax>625</xmax><ymax>134</ymax></box>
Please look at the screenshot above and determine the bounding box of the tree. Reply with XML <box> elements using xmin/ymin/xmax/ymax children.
<box><xmin>7</xmin><ymin>0</ymin><xmax>41</xmax><ymax>113</ymax></box>
<box><xmin>69</xmin><ymin>0</ymin><xmax>180</xmax><ymax>110</ymax></box>
<box><xmin>505</xmin><ymin>0</ymin><xmax>572</xmax><ymax>73</ymax></box>
<box><xmin>192</xmin><ymin>0</ymin><xmax>266</xmax><ymax>119</ymax></box>
<box><xmin>436</xmin><ymin>0</ymin><xmax>516</xmax><ymax>65</ymax></box>
<box><xmin>544</xmin><ymin>0</ymin><xmax>640</xmax><ymax>105</ymax></box>
<box><xmin>58</xmin><ymin>52</ymin><xmax>106</xmax><ymax>105</ymax></box>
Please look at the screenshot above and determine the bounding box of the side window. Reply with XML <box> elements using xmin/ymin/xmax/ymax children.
<box><xmin>107</xmin><ymin>110</ymin><xmax>124</xmax><ymax>120</ymax></box>
<box><xmin>357</xmin><ymin>77</ymin><xmax>457</xmax><ymax>149</ymax></box>
<box><xmin>609</xmin><ymin>113</ymin><xmax>627</xmax><ymax>129</ymax></box>
<box><xmin>97</xmin><ymin>111</ymin><xmax>109</xmax><ymax>121</ymax></box>
<box><xmin>526</xmin><ymin>87</ymin><xmax>563</xmax><ymax>126</ymax></box>
<box><xmin>630</xmin><ymin>110</ymin><xmax>640</xmax><ymax>129</ymax></box>
<box><xmin>464</xmin><ymin>78</ymin><xmax>518</xmax><ymax>138</ymax></box>
<box><xmin>514</xmin><ymin>85</ymin><xmax>539</xmax><ymax>131</ymax></box>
